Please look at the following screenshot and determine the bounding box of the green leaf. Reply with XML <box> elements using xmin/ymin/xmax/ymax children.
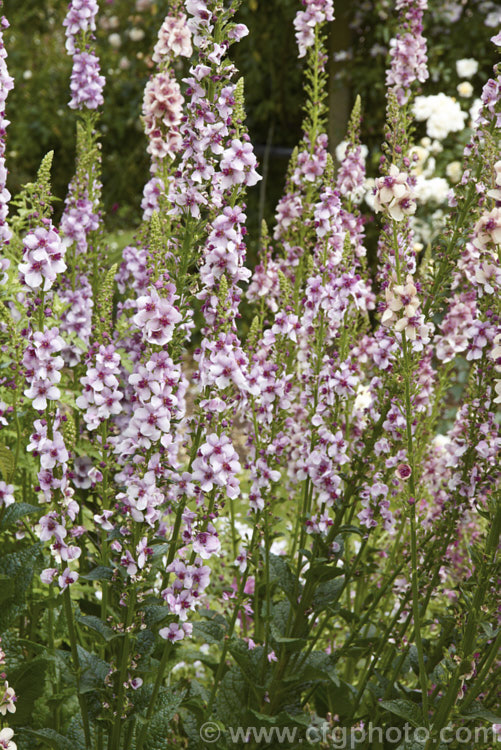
<box><xmin>9</xmin><ymin>656</ymin><xmax>50</xmax><ymax>725</ymax></box>
<box><xmin>305</xmin><ymin>563</ymin><xmax>345</xmax><ymax>583</ymax></box>
<box><xmin>193</xmin><ymin>619</ymin><xmax>227</xmax><ymax>644</ymax></box>
<box><xmin>143</xmin><ymin>688</ymin><xmax>186</xmax><ymax>750</ymax></box>
<box><xmin>271</xmin><ymin>635</ymin><xmax>307</xmax><ymax>653</ymax></box>
<box><xmin>136</xmin><ymin>629</ymin><xmax>156</xmax><ymax>656</ymax></box>
<box><xmin>271</xmin><ymin>600</ymin><xmax>291</xmax><ymax>637</ymax></box>
<box><xmin>0</xmin><ymin>502</ymin><xmax>41</xmax><ymax>529</ymax></box>
<box><xmin>380</xmin><ymin>699</ymin><xmax>423</xmax><ymax>727</ymax></box>
<box><xmin>312</xmin><ymin>576</ymin><xmax>345</xmax><ymax>611</ymax></box>
<box><xmin>228</xmin><ymin>639</ymin><xmax>265</xmax><ymax>687</ymax></box>
<box><xmin>76</xmin><ymin>613</ymin><xmax>117</xmax><ymax>642</ymax></box>
<box><xmin>0</xmin><ymin>542</ymin><xmax>43</xmax><ymax>631</ymax></box>
<box><xmin>215</xmin><ymin>666</ymin><xmax>250</xmax><ymax>727</ymax></box>
<box><xmin>268</xmin><ymin>553</ymin><xmax>296</xmax><ymax>599</ymax></box>
<box><xmin>301</xmin><ymin>651</ymin><xmax>340</xmax><ymax>687</ymax></box>
<box><xmin>338</xmin><ymin>524</ymin><xmax>364</xmax><ymax>537</ymax></box>
<box><xmin>461</xmin><ymin>703</ymin><xmax>501</xmax><ymax>724</ymax></box>
<box><xmin>81</xmin><ymin>565</ymin><xmax>113</xmax><ymax>581</ymax></box>
<box><xmin>143</xmin><ymin>603</ymin><xmax>170</xmax><ymax>628</ymax></box>
<box><xmin>76</xmin><ymin>645</ymin><xmax>109</xmax><ymax>694</ymax></box>
<box><xmin>22</xmin><ymin>728</ymin><xmax>75</xmax><ymax>750</ymax></box>
<box><xmin>0</xmin><ymin>443</ymin><xmax>14</xmax><ymax>480</ymax></box>
<box><xmin>65</xmin><ymin>716</ymin><xmax>86</xmax><ymax>750</ymax></box>
<box><xmin>0</xmin><ymin>574</ymin><xmax>14</xmax><ymax>603</ymax></box>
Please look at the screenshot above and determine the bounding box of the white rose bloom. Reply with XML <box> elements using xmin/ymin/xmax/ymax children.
<box><xmin>457</xmin><ymin>81</ymin><xmax>473</xmax><ymax>98</ymax></box>
<box><xmin>129</xmin><ymin>28</ymin><xmax>145</xmax><ymax>42</ymax></box>
<box><xmin>469</xmin><ymin>98</ymin><xmax>483</xmax><ymax>129</ymax></box>
<box><xmin>429</xmin><ymin>140</ymin><xmax>443</xmax><ymax>155</ymax></box>
<box><xmin>446</xmin><ymin>161</ymin><xmax>462</xmax><ymax>183</ymax></box>
<box><xmin>485</xmin><ymin>9</ymin><xmax>501</xmax><ymax>27</ymax></box>
<box><xmin>413</xmin><ymin>94</ymin><xmax>467</xmax><ymax>140</ymax></box>
<box><xmin>456</xmin><ymin>58</ymin><xmax>478</xmax><ymax>78</ymax></box>
<box><xmin>109</xmin><ymin>33</ymin><xmax>121</xmax><ymax>48</ymax></box>
<box><xmin>423</xmin><ymin>156</ymin><xmax>436</xmax><ymax>177</ymax></box>
<box><xmin>414</xmin><ymin>176</ymin><xmax>450</xmax><ymax>204</ymax></box>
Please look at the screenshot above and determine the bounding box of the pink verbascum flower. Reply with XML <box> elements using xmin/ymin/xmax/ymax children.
<box><xmin>58</xmin><ymin>568</ymin><xmax>79</xmax><ymax>591</ymax></box>
<box><xmin>0</xmin><ymin>481</ymin><xmax>14</xmax><ymax>508</ymax></box>
<box><xmin>133</xmin><ymin>286</ymin><xmax>182</xmax><ymax>345</ymax></box>
<box><xmin>293</xmin><ymin>0</ymin><xmax>334</xmax><ymax>58</ymax></box>
<box><xmin>152</xmin><ymin>13</ymin><xmax>192</xmax><ymax>63</ymax></box>
<box><xmin>193</xmin><ymin>528</ymin><xmax>221</xmax><ymax>559</ymax></box>
<box><xmin>19</xmin><ymin>224</ymin><xmax>67</xmax><ymax>291</ymax></box>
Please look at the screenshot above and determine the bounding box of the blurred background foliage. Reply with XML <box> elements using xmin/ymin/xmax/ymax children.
<box><xmin>3</xmin><ymin>0</ymin><xmax>499</xmax><ymax>247</ymax></box>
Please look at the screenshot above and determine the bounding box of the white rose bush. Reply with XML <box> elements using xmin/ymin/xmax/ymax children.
<box><xmin>0</xmin><ymin>0</ymin><xmax>499</xmax><ymax>748</ymax></box>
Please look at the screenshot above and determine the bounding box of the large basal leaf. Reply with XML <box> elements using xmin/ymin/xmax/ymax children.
<box><xmin>76</xmin><ymin>613</ymin><xmax>117</xmax><ymax>643</ymax></box>
<box><xmin>461</xmin><ymin>702</ymin><xmax>501</xmax><ymax>724</ymax></box>
<box><xmin>76</xmin><ymin>645</ymin><xmax>109</xmax><ymax>694</ymax></box>
<box><xmin>0</xmin><ymin>542</ymin><xmax>43</xmax><ymax>631</ymax></box>
<box><xmin>379</xmin><ymin>698</ymin><xmax>424</xmax><ymax>727</ymax></box>
<box><xmin>20</xmin><ymin>728</ymin><xmax>75</xmax><ymax>750</ymax></box>
<box><xmin>80</xmin><ymin>566</ymin><xmax>113</xmax><ymax>582</ymax></box>
<box><xmin>193</xmin><ymin>619</ymin><xmax>227</xmax><ymax>644</ymax></box>
<box><xmin>8</xmin><ymin>656</ymin><xmax>50</xmax><ymax>726</ymax></box>
<box><xmin>142</xmin><ymin>687</ymin><xmax>186</xmax><ymax>750</ymax></box>
<box><xmin>215</xmin><ymin>666</ymin><xmax>250</xmax><ymax>728</ymax></box>
<box><xmin>312</xmin><ymin>576</ymin><xmax>345</xmax><ymax>611</ymax></box>
<box><xmin>268</xmin><ymin>553</ymin><xmax>296</xmax><ymax>600</ymax></box>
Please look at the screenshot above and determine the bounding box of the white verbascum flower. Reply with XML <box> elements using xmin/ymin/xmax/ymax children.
<box><xmin>373</xmin><ymin>164</ymin><xmax>416</xmax><ymax>221</ymax></box>
<box><xmin>487</xmin><ymin>160</ymin><xmax>501</xmax><ymax>201</ymax></box>
<box><xmin>382</xmin><ymin>275</ymin><xmax>420</xmax><ymax>329</ymax></box>
<box><xmin>0</xmin><ymin>682</ymin><xmax>16</xmax><ymax>716</ymax></box>
<box><xmin>335</xmin><ymin>139</ymin><xmax>368</xmax><ymax>163</ymax></box>
<box><xmin>456</xmin><ymin>58</ymin><xmax>478</xmax><ymax>78</ymax></box>
<box><xmin>489</xmin><ymin>334</ymin><xmax>501</xmax><ymax>404</ymax></box>
<box><xmin>473</xmin><ymin>207</ymin><xmax>501</xmax><ymax>253</ymax></box>
<box><xmin>0</xmin><ymin>728</ymin><xmax>16</xmax><ymax>750</ymax></box>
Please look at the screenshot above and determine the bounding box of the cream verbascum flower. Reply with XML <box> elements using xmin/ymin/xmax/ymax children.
<box><xmin>0</xmin><ymin>728</ymin><xmax>16</xmax><ymax>750</ymax></box>
<box><xmin>374</xmin><ymin>164</ymin><xmax>416</xmax><ymax>221</ymax></box>
<box><xmin>381</xmin><ymin>274</ymin><xmax>432</xmax><ymax>344</ymax></box>
<box><xmin>473</xmin><ymin>207</ymin><xmax>501</xmax><ymax>253</ymax></box>
<box><xmin>489</xmin><ymin>334</ymin><xmax>501</xmax><ymax>405</ymax></box>
<box><xmin>487</xmin><ymin>160</ymin><xmax>501</xmax><ymax>201</ymax></box>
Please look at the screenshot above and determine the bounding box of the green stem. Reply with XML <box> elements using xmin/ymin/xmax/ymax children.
<box><xmin>426</xmin><ymin>504</ymin><xmax>500</xmax><ymax>749</ymax></box>
<box><xmin>109</xmin><ymin>584</ymin><xmax>136</xmax><ymax>750</ymax></box>
<box><xmin>63</xmin><ymin>587</ymin><xmax>91</xmax><ymax>747</ymax></box>
<box><xmin>208</xmin><ymin>518</ymin><xmax>262</xmax><ymax>713</ymax></box>
<box><xmin>135</xmin><ymin>644</ymin><xmax>172</xmax><ymax>750</ymax></box>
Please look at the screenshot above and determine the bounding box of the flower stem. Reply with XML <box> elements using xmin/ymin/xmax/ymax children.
<box><xmin>63</xmin><ymin>587</ymin><xmax>91</xmax><ymax>747</ymax></box>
